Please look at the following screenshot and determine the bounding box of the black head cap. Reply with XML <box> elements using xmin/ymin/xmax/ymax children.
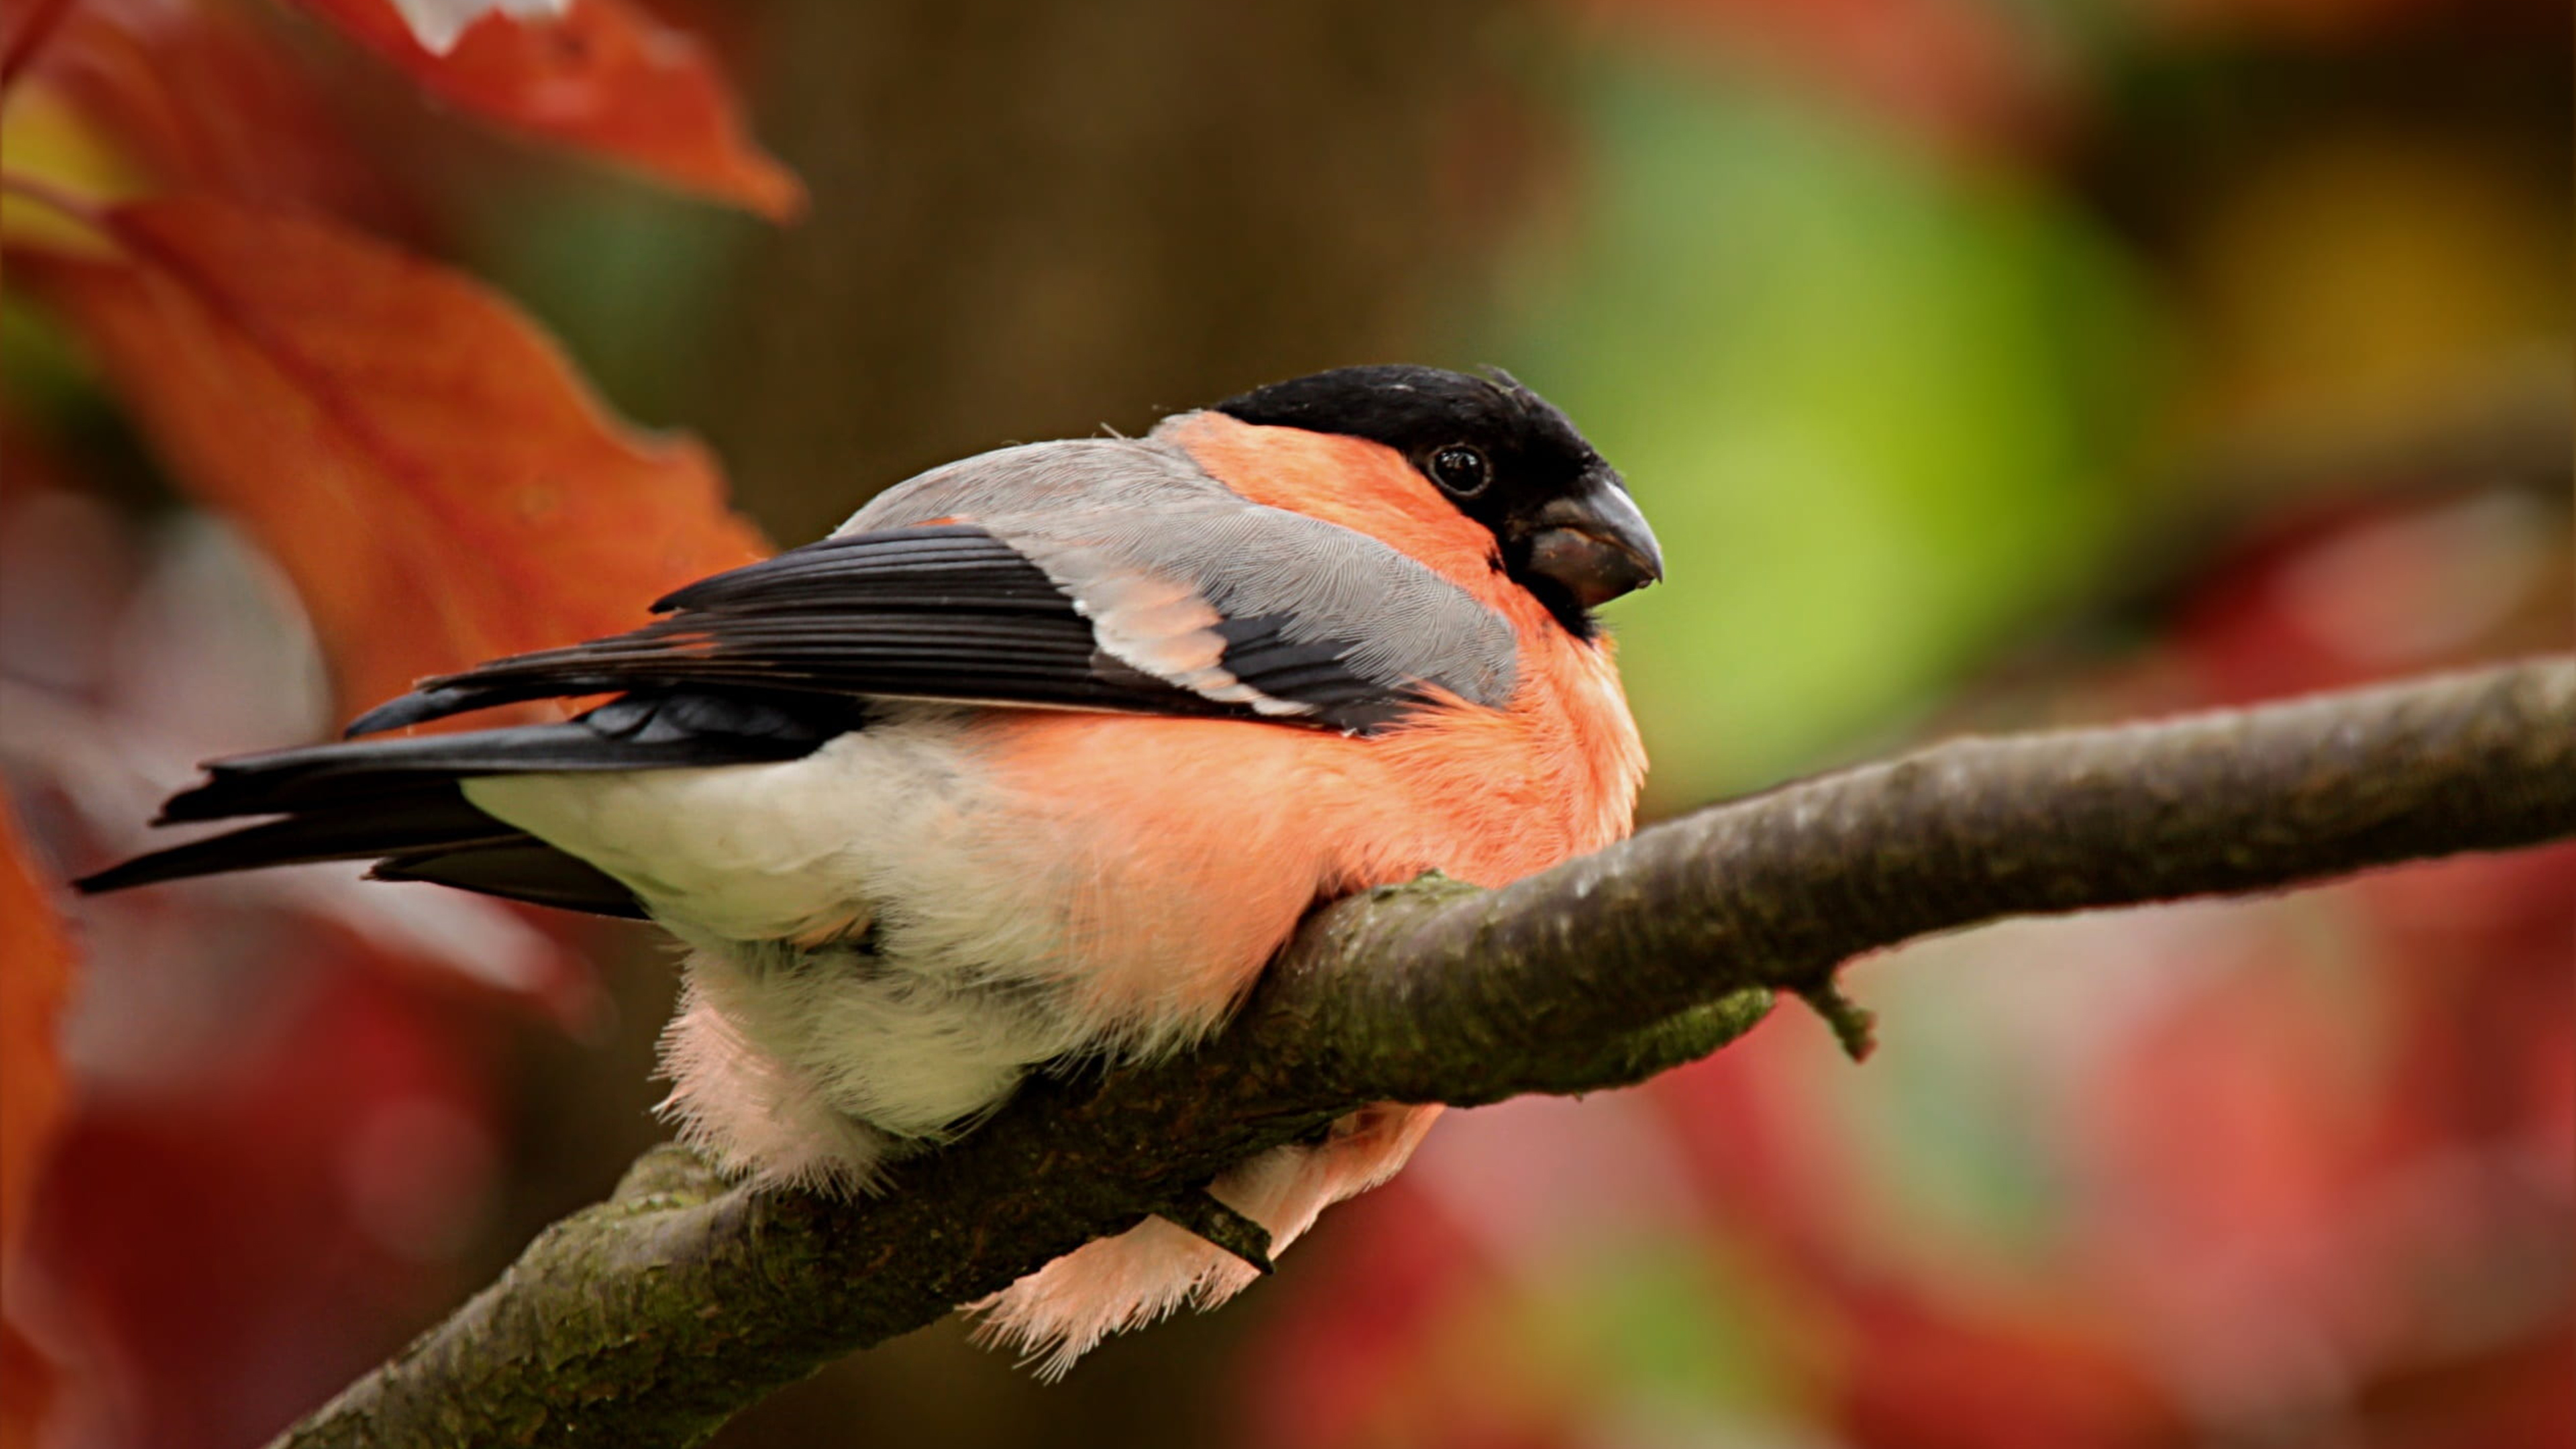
<box><xmin>1214</xmin><ymin>365</ymin><xmax>1660</xmax><ymax>635</ymax></box>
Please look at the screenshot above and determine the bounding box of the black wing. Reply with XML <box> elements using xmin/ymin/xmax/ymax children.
<box><xmin>345</xmin><ymin>524</ymin><xmax>1413</xmax><ymax>737</ymax></box>
<box><xmin>74</xmin><ymin>525</ymin><xmax>1423</xmax><ymax>914</ymax></box>
<box><xmin>72</xmin><ymin>691</ymin><xmax>856</xmax><ymax>916</ymax></box>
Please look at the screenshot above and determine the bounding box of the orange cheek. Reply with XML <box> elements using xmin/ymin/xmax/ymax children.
<box><xmin>1165</xmin><ymin>413</ymin><xmax>1499</xmax><ymax>594</ymax></box>
<box><xmin>1165</xmin><ymin>411</ymin><xmax>1583</xmax><ymax>647</ymax></box>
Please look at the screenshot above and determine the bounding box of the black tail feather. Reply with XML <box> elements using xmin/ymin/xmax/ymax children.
<box><xmin>166</xmin><ymin>704</ymin><xmax>833</xmax><ymax>824</ymax></box>
<box><xmin>76</xmin><ymin>786</ymin><xmax>517</xmax><ymax>893</ymax></box>
<box><xmin>79</xmin><ymin>692</ymin><xmax>853</xmax><ymax>918</ymax></box>
<box><xmin>345</xmin><ymin>680</ymin><xmax>627</xmax><ymax>738</ymax></box>
<box><xmin>374</xmin><ymin>843</ymin><xmax>647</xmax><ymax>918</ymax></box>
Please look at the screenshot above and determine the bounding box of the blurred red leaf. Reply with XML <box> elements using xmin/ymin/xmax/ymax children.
<box><xmin>1829</xmin><ymin>1289</ymin><xmax>2177</xmax><ymax>1449</ymax></box>
<box><xmin>0</xmin><ymin>798</ymin><xmax>72</xmax><ymax>1449</ymax></box>
<box><xmin>0</xmin><ymin>1323</ymin><xmax>50</xmax><ymax>1449</ymax></box>
<box><xmin>0</xmin><ymin>796</ymin><xmax>72</xmax><ymax>1268</ymax></box>
<box><xmin>289</xmin><ymin>0</ymin><xmax>805</xmax><ymax>219</ymax></box>
<box><xmin>25</xmin><ymin>934</ymin><xmax>506</xmax><ymax>1449</ymax></box>
<box><xmin>15</xmin><ymin>197</ymin><xmax>768</xmax><ymax>716</ymax></box>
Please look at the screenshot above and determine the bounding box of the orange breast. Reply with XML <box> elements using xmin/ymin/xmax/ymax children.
<box><xmin>965</xmin><ymin>413</ymin><xmax>1646</xmax><ymax>1037</ymax></box>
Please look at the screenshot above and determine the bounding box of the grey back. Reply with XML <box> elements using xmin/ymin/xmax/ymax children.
<box><xmin>843</xmin><ymin>428</ymin><xmax>1519</xmax><ymax>712</ymax></box>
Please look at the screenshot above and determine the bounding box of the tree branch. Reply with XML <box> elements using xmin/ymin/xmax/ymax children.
<box><xmin>272</xmin><ymin>657</ymin><xmax>2576</xmax><ymax>1449</ymax></box>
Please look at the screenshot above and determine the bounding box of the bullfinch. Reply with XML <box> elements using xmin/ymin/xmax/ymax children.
<box><xmin>78</xmin><ymin>364</ymin><xmax>1660</xmax><ymax>1374</ymax></box>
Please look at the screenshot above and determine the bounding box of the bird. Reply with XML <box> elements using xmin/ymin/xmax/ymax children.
<box><xmin>76</xmin><ymin>364</ymin><xmax>1659</xmax><ymax>1375</ymax></box>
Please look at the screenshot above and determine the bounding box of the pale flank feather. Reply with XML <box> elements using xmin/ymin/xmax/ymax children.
<box><xmin>970</xmin><ymin>1104</ymin><xmax>1441</xmax><ymax>1378</ymax></box>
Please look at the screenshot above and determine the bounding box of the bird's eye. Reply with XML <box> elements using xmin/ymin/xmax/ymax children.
<box><xmin>1429</xmin><ymin>443</ymin><xmax>1491</xmax><ymax>497</ymax></box>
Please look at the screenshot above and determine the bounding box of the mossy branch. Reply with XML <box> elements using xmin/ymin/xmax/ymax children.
<box><xmin>272</xmin><ymin>657</ymin><xmax>2576</xmax><ymax>1449</ymax></box>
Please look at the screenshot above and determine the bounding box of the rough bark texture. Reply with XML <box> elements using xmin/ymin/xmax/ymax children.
<box><xmin>274</xmin><ymin>657</ymin><xmax>2576</xmax><ymax>1449</ymax></box>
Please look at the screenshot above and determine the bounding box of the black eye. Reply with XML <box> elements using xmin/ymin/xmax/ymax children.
<box><xmin>1428</xmin><ymin>443</ymin><xmax>1491</xmax><ymax>496</ymax></box>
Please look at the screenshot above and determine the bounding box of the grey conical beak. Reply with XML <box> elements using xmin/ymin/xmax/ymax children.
<box><xmin>1523</xmin><ymin>470</ymin><xmax>1662</xmax><ymax>608</ymax></box>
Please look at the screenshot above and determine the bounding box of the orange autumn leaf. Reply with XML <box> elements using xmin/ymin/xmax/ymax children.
<box><xmin>21</xmin><ymin>0</ymin><xmax>412</xmax><ymax>229</ymax></box>
<box><xmin>0</xmin><ymin>796</ymin><xmax>72</xmax><ymax>1266</ymax></box>
<box><xmin>15</xmin><ymin>196</ymin><xmax>769</xmax><ymax>717</ymax></box>
<box><xmin>0</xmin><ymin>797</ymin><xmax>68</xmax><ymax>1449</ymax></box>
<box><xmin>290</xmin><ymin>0</ymin><xmax>804</xmax><ymax>219</ymax></box>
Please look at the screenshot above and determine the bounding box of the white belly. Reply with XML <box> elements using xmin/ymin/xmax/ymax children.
<box><xmin>462</xmin><ymin>708</ymin><xmax>991</xmax><ymax>943</ymax></box>
<box><xmin>462</xmin><ymin>706</ymin><xmax>1094</xmax><ymax>1183</ymax></box>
